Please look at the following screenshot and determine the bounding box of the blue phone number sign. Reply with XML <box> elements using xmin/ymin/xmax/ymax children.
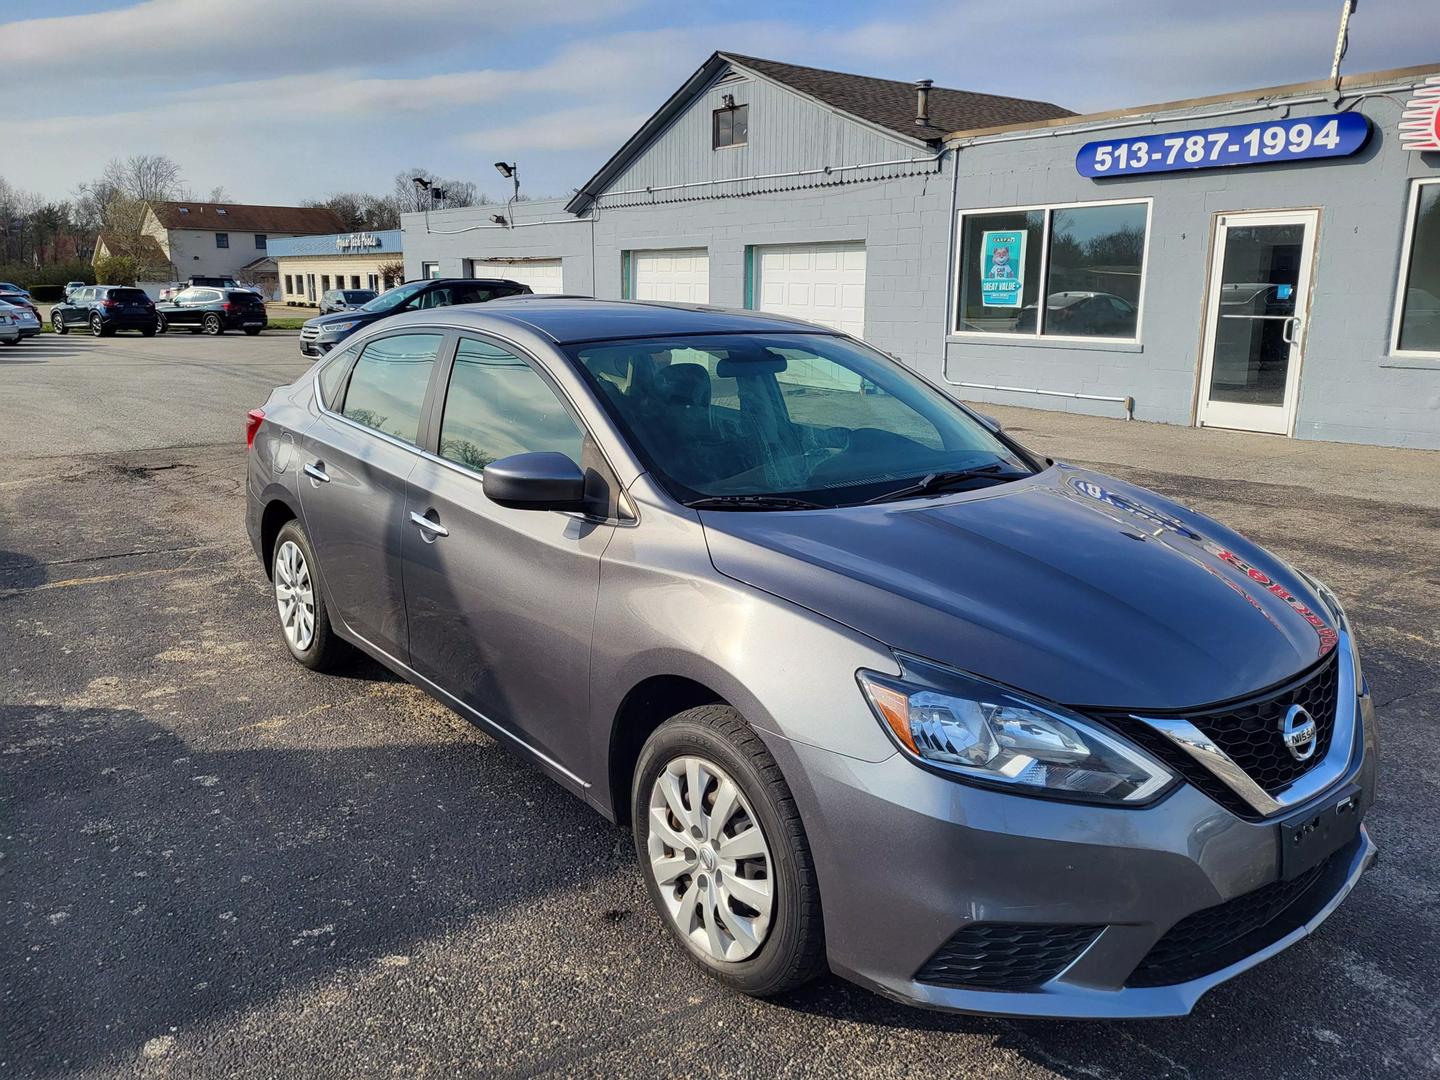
<box><xmin>1077</xmin><ymin>112</ymin><xmax>1370</xmax><ymax>178</ymax></box>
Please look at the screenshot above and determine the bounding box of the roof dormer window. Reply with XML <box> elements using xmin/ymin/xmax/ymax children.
<box><xmin>178</xmin><ymin>207</ymin><xmax>189</xmax><ymax>214</ymax></box>
<box><xmin>216</xmin><ymin>207</ymin><xmax>227</xmax><ymax>215</ymax></box>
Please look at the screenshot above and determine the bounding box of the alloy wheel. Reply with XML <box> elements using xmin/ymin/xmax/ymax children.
<box><xmin>273</xmin><ymin>540</ymin><xmax>315</xmax><ymax>651</ymax></box>
<box><xmin>89</xmin><ymin>315</ymin><xmax>102</xmax><ymax>335</ymax></box>
<box><xmin>647</xmin><ymin>755</ymin><xmax>774</xmax><ymax>962</ymax></box>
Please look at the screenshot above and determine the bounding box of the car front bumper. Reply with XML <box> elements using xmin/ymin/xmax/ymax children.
<box><xmin>764</xmin><ymin>690</ymin><xmax>1377</xmax><ymax>1019</ymax></box>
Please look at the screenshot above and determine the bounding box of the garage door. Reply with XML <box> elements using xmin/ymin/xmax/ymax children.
<box><xmin>469</xmin><ymin>259</ymin><xmax>565</xmax><ymax>294</ymax></box>
<box><xmin>753</xmin><ymin>242</ymin><xmax>866</xmax><ymax>336</ymax></box>
<box><xmin>630</xmin><ymin>249</ymin><xmax>709</xmax><ymax>303</ymax></box>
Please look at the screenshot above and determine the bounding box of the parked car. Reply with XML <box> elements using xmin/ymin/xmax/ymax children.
<box><xmin>50</xmin><ymin>285</ymin><xmax>159</xmax><ymax>336</ymax></box>
<box><xmin>64</xmin><ymin>280</ymin><xmax>86</xmax><ymax>299</ymax></box>
<box><xmin>0</xmin><ymin>299</ymin><xmax>38</xmax><ymax>345</ymax></box>
<box><xmin>319</xmin><ymin>288</ymin><xmax>378</xmax><ymax>315</ymax></box>
<box><xmin>157</xmin><ymin>287</ymin><xmax>268</xmax><ymax>335</ymax></box>
<box><xmin>1014</xmin><ymin>291</ymin><xmax>1138</xmax><ymax>336</ymax></box>
<box><xmin>298</xmin><ymin>277</ymin><xmax>530</xmax><ymax>357</ymax></box>
<box><xmin>247</xmin><ymin>299</ymin><xmax>1376</xmax><ymax>1019</ymax></box>
<box><xmin>0</xmin><ymin>281</ymin><xmax>31</xmax><ymax>297</ymax></box>
<box><xmin>0</xmin><ymin>290</ymin><xmax>42</xmax><ymax>337</ymax></box>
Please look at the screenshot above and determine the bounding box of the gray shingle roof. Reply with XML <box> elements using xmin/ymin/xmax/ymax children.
<box><xmin>723</xmin><ymin>53</ymin><xmax>1074</xmax><ymax>140</ymax></box>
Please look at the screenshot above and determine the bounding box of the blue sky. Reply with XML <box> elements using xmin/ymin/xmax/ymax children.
<box><xmin>7</xmin><ymin>0</ymin><xmax>1438</xmax><ymax>205</ymax></box>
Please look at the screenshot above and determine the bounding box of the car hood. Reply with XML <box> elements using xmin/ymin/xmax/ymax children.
<box><xmin>699</xmin><ymin>464</ymin><xmax>1338</xmax><ymax>711</ymax></box>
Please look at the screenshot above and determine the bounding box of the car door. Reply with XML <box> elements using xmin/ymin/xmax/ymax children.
<box><xmin>401</xmin><ymin>333</ymin><xmax>618</xmax><ymax>774</ymax></box>
<box><xmin>62</xmin><ymin>288</ymin><xmax>90</xmax><ymax>325</ymax></box>
<box><xmin>165</xmin><ymin>288</ymin><xmax>197</xmax><ymax>326</ymax></box>
<box><xmin>298</xmin><ymin>329</ymin><xmax>448</xmax><ymax>663</ymax></box>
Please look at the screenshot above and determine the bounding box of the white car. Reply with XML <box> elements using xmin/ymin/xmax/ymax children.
<box><xmin>0</xmin><ymin>300</ymin><xmax>38</xmax><ymax>345</ymax></box>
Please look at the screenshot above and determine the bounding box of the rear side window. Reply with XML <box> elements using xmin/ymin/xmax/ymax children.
<box><xmin>437</xmin><ymin>337</ymin><xmax>583</xmax><ymax>472</ymax></box>
<box><xmin>340</xmin><ymin>333</ymin><xmax>442</xmax><ymax>445</ymax></box>
<box><xmin>317</xmin><ymin>348</ymin><xmax>354</xmax><ymax>409</ymax></box>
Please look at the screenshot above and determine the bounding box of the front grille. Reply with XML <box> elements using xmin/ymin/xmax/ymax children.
<box><xmin>300</xmin><ymin>325</ymin><xmax>320</xmax><ymax>341</ymax></box>
<box><xmin>915</xmin><ymin>923</ymin><xmax>1102</xmax><ymax>991</ymax></box>
<box><xmin>1126</xmin><ymin>845</ymin><xmax>1350</xmax><ymax>987</ymax></box>
<box><xmin>1094</xmin><ymin>652</ymin><xmax>1340</xmax><ymax>818</ymax></box>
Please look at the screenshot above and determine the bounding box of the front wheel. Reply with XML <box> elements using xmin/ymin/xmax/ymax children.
<box><xmin>155</xmin><ymin>314</ymin><xmax>167</xmax><ymax>334</ymax></box>
<box><xmin>633</xmin><ymin>705</ymin><xmax>825</xmax><ymax>997</ymax></box>
<box><xmin>202</xmin><ymin>313</ymin><xmax>222</xmax><ymax>335</ymax></box>
<box><xmin>271</xmin><ymin>520</ymin><xmax>350</xmax><ymax>671</ymax></box>
<box><xmin>52</xmin><ymin>312</ymin><xmax>68</xmax><ymax>335</ymax></box>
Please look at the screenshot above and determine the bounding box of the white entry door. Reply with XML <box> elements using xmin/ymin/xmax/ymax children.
<box><xmin>470</xmin><ymin>259</ymin><xmax>565</xmax><ymax>294</ymax></box>
<box><xmin>753</xmin><ymin>241</ymin><xmax>866</xmax><ymax>337</ymax></box>
<box><xmin>630</xmin><ymin>249</ymin><xmax>709</xmax><ymax>303</ymax></box>
<box><xmin>1197</xmin><ymin>210</ymin><xmax>1319</xmax><ymax>435</ymax></box>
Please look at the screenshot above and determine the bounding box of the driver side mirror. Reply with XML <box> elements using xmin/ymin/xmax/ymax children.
<box><xmin>482</xmin><ymin>452</ymin><xmax>588</xmax><ymax>512</ymax></box>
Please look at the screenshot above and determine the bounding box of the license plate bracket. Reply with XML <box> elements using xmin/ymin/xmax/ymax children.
<box><xmin>1278</xmin><ymin>783</ymin><xmax>1361</xmax><ymax>880</ymax></box>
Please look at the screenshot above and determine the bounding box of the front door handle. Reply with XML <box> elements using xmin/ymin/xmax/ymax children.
<box><xmin>304</xmin><ymin>462</ymin><xmax>330</xmax><ymax>483</ymax></box>
<box><xmin>409</xmin><ymin>511</ymin><xmax>449</xmax><ymax>538</ymax></box>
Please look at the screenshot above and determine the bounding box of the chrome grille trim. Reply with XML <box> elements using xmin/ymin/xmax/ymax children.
<box><xmin>1131</xmin><ymin>631</ymin><xmax>1357</xmax><ymax>818</ymax></box>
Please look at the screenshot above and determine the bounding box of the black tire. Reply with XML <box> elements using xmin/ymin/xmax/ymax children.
<box><xmin>52</xmin><ymin>312</ymin><xmax>68</xmax><ymax>335</ymax></box>
<box><xmin>3</xmin><ymin>337</ymin><xmax>19</xmax><ymax>346</ymax></box>
<box><xmin>141</xmin><ymin>326</ymin><xmax>156</xmax><ymax>337</ymax></box>
<box><xmin>155</xmin><ymin>314</ymin><xmax>167</xmax><ymax>334</ymax></box>
<box><xmin>271</xmin><ymin>519</ymin><xmax>351</xmax><ymax>672</ymax></box>
<box><xmin>203</xmin><ymin>313</ymin><xmax>222</xmax><ymax>335</ymax></box>
<box><xmin>633</xmin><ymin>705</ymin><xmax>825</xmax><ymax>998</ymax></box>
<box><xmin>89</xmin><ymin>314</ymin><xmax>106</xmax><ymax>336</ymax></box>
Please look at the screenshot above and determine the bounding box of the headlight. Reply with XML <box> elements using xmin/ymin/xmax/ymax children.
<box><xmin>323</xmin><ymin>321</ymin><xmax>358</xmax><ymax>334</ymax></box>
<box><xmin>857</xmin><ymin>658</ymin><xmax>1173</xmax><ymax>804</ymax></box>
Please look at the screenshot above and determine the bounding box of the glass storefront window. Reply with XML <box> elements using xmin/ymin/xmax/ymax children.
<box><xmin>1395</xmin><ymin>180</ymin><xmax>1440</xmax><ymax>355</ymax></box>
<box><xmin>954</xmin><ymin>201</ymin><xmax>1149</xmax><ymax>340</ymax></box>
<box><xmin>955</xmin><ymin>210</ymin><xmax>1044</xmax><ymax>335</ymax></box>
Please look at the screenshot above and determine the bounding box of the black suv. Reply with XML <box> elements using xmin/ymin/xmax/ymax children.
<box><xmin>157</xmin><ymin>287</ymin><xmax>268</xmax><ymax>335</ymax></box>
<box><xmin>51</xmin><ymin>286</ymin><xmax>159</xmax><ymax>336</ymax></box>
<box><xmin>299</xmin><ymin>277</ymin><xmax>530</xmax><ymax>356</ymax></box>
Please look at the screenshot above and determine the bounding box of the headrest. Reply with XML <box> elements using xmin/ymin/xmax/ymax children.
<box><xmin>656</xmin><ymin>363</ymin><xmax>711</xmax><ymax>408</ymax></box>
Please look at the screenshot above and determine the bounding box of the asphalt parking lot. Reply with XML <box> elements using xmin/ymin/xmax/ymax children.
<box><xmin>2</xmin><ymin>331</ymin><xmax>1438</xmax><ymax>1079</ymax></box>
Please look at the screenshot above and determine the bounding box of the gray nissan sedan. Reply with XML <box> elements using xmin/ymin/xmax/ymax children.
<box><xmin>245</xmin><ymin>299</ymin><xmax>1377</xmax><ymax>1019</ymax></box>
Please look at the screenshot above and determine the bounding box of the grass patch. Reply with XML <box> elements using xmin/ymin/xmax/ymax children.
<box><xmin>264</xmin><ymin>317</ymin><xmax>307</xmax><ymax>330</ymax></box>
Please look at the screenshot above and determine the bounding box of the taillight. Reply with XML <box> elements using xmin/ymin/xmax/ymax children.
<box><xmin>101</xmin><ymin>299</ymin><xmax>117</xmax><ymax>309</ymax></box>
<box><xmin>246</xmin><ymin>408</ymin><xmax>265</xmax><ymax>449</ymax></box>
<box><xmin>222</xmin><ymin>302</ymin><xmax>236</xmax><ymax>313</ymax></box>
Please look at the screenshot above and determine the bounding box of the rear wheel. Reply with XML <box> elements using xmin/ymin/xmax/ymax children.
<box><xmin>89</xmin><ymin>313</ymin><xmax>107</xmax><ymax>336</ymax></box>
<box><xmin>202</xmin><ymin>313</ymin><xmax>222</xmax><ymax>335</ymax></box>
<box><xmin>52</xmin><ymin>312</ymin><xmax>68</xmax><ymax>335</ymax></box>
<box><xmin>633</xmin><ymin>705</ymin><xmax>825</xmax><ymax>998</ymax></box>
<box><xmin>271</xmin><ymin>520</ymin><xmax>349</xmax><ymax>671</ymax></box>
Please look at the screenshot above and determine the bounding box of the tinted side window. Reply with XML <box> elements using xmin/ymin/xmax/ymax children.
<box><xmin>317</xmin><ymin>346</ymin><xmax>357</xmax><ymax>408</ymax></box>
<box><xmin>340</xmin><ymin>333</ymin><xmax>442</xmax><ymax>445</ymax></box>
<box><xmin>438</xmin><ymin>337</ymin><xmax>583</xmax><ymax>472</ymax></box>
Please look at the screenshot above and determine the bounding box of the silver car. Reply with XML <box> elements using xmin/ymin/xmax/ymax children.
<box><xmin>245</xmin><ymin>300</ymin><xmax>1377</xmax><ymax>1019</ymax></box>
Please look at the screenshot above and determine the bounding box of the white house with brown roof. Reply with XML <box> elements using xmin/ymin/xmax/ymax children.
<box><xmin>103</xmin><ymin>201</ymin><xmax>347</xmax><ymax>284</ymax></box>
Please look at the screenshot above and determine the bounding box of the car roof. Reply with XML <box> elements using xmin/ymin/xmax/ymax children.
<box><xmin>401</xmin><ymin>297</ymin><xmax>837</xmax><ymax>345</ymax></box>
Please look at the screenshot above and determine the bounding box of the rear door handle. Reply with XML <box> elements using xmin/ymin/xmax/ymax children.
<box><xmin>304</xmin><ymin>462</ymin><xmax>330</xmax><ymax>483</ymax></box>
<box><xmin>409</xmin><ymin>511</ymin><xmax>449</xmax><ymax>538</ymax></box>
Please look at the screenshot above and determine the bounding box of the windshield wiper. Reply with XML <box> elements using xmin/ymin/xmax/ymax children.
<box><xmin>684</xmin><ymin>495</ymin><xmax>825</xmax><ymax>511</ymax></box>
<box><xmin>862</xmin><ymin>464</ymin><xmax>1015</xmax><ymax>505</ymax></box>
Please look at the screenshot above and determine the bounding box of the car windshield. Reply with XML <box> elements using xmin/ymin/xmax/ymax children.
<box><xmin>568</xmin><ymin>332</ymin><xmax>1034</xmax><ymax>506</ymax></box>
<box><xmin>360</xmin><ymin>282</ymin><xmax>425</xmax><ymax>313</ymax></box>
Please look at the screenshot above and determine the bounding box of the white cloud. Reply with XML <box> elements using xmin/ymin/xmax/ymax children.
<box><xmin>3</xmin><ymin>0</ymin><xmax>643</xmax><ymax>87</ymax></box>
<box><xmin>458</xmin><ymin>105</ymin><xmax>654</xmax><ymax>152</ymax></box>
